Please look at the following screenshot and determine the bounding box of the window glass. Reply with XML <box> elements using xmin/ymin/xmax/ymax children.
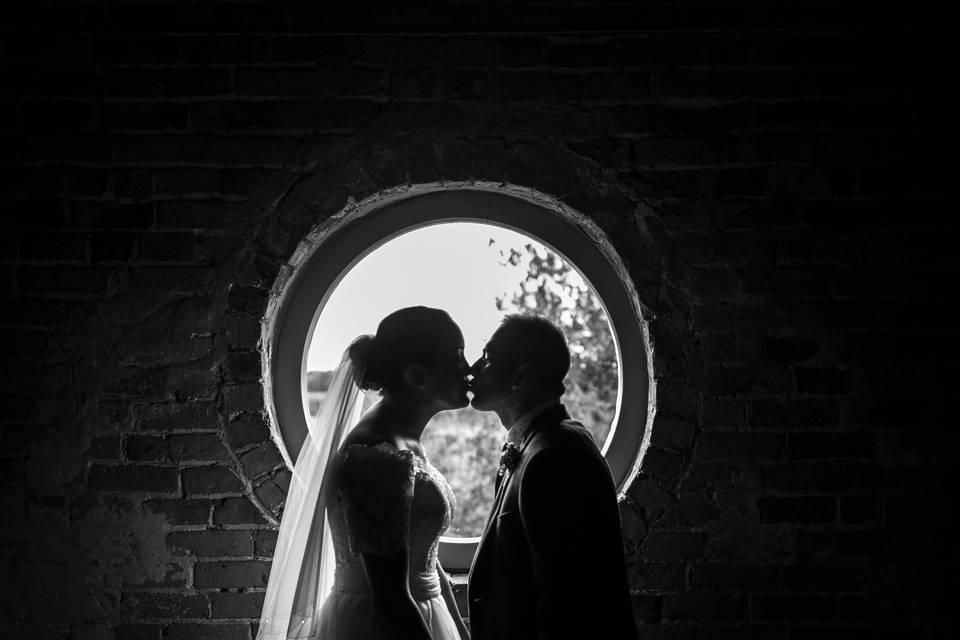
<box><xmin>306</xmin><ymin>222</ymin><xmax>618</xmax><ymax>537</ymax></box>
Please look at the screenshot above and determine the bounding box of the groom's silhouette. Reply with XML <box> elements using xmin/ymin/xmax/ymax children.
<box><xmin>467</xmin><ymin>315</ymin><xmax>638</xmax><ymax>640</ymax></box>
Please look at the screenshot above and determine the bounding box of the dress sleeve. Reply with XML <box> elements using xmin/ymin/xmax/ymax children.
<box><xmin>338</xmin><ymin>443</ymin><xmax>417</xmax><ymax>555</ymax></box>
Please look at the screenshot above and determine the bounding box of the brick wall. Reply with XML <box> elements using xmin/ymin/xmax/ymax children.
<box><xmin>1</xmin><ymin>2</ymin><xmax>949</xmax><ymax>639</ymax></box>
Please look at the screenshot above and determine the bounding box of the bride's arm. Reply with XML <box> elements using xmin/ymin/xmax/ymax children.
<box><xmin>362</xmin><ymin>550</ymin><xmax>432</xmax><ymax>640</ymax></box>
<box><xmin>437</xmin><ymin>563</ymin><xmax>471</xmax><ymax>640</ymax></box>
<box><xmin>341</xmin><ymin>445</ymin><xmax>430</xmax><ymax>639</ymax></box>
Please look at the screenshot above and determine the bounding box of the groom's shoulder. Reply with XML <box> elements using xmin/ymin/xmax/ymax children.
<box><xmin>531</xmin><ymin>416</ymin><xmax>597</xmax><ymax>456</ymax></box>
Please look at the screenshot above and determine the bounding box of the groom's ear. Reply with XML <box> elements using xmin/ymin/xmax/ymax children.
<box><xmin>512</xmin><ymin>362</ymin><xmax>534</xmax><ymax>390</ymax></box>
<box><xmin>402</xmin><ymin>363</ymin><xmax>428</xmax><ymax>390</ymax></box>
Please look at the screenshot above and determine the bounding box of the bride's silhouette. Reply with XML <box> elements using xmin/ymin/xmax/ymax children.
<box><xmin>257</xmin><ymin>307</ymin><xmax>470</xmax><ymax>640</ymax></box>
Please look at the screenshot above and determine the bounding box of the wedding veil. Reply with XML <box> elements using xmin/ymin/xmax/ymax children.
<box><xmin>256</xmin><ymin>349</ymin><xmax>367</xmax><ymax>640</ymax></box>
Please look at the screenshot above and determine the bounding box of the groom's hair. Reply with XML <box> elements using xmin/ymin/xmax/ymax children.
<box><xmin>492</xmin><ymin>315</ymin><xmax>570</xmax><ymax>397</ymax></box>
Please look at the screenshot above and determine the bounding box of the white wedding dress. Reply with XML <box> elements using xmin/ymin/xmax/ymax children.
<box><xmin>255</xmin><ymin>350</ymin><xmax>463</xmax><ymax>640</ymax></box>
<box><xmin>315</xmin><ymin>442</ymin><xmax>462</xmax><ymax>639</ymax></box>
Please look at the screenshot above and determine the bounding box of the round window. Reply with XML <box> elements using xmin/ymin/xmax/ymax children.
<box><xmin>263</xmin><ymin>186</ymin><xmax>652</xmax><ymax>570</ymax></box>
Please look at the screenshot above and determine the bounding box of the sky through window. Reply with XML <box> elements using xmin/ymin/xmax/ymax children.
<box><xmin>306</xmin><ymin>222</ymin><xmax>587</xmax><ymax>371</ymax></box>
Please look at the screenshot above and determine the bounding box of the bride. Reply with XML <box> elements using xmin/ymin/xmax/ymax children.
<box><xmin>257</xmin><ymin>306</ymin><xmax>472</xmax><ymax>640</ymax></box>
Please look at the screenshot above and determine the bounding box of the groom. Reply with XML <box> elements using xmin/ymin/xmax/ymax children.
<box><xmin>466</xmin><ymin>315</ymin><xmax>638</xmax><ymax>640</ymax></box>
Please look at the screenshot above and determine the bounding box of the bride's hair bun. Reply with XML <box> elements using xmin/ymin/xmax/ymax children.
<box><xmin>348</xmin><ymin>334</ymin><xmax>384</xmax><ymax>391</ymax></box>
<box><xmin>347</xmin><ymin>307</ymin><xmax>460</xmax><ymax>395</ymax></box>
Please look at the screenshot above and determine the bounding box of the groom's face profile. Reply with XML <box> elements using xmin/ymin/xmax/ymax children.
<box><xmin>468</xmin><ymin>336</ymin><xmax>516</xmax><ymax>414</ymax></box>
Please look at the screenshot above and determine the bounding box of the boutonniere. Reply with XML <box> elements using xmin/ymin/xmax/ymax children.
<box><xmin>499</xmin><ymin>442</ymin><xmax>522</xmax><ymax>472</ymax></box>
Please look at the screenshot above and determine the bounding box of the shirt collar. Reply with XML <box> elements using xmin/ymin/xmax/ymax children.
<box><xmin>505</xmin><ymin>398</ymin><xmax>561</xmax><ymax>446</ymax></box>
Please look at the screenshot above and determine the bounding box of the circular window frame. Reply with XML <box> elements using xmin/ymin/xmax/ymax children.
<box><xmin>262</xmin><ymin>184</ymin><xmax>653</xmax><ymax>571</ymax></box>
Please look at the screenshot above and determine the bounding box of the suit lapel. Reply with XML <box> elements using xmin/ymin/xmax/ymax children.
<box><xmin>499</xmin><ymin>403</ymin><xmax>569</xmax><ymax>498</ymax></box>
<box><xmin>471</xmin><ymin>404</ymin><xmax>570</xmax><ymax>579</ymax></box>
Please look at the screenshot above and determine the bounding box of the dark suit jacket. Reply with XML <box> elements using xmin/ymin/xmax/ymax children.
<box><xmin>468</xmin><ymin>404</ymin><xmax>638</xmax><ymax>640</ymax></box>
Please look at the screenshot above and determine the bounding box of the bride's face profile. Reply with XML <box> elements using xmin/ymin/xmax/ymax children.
<box><xmin>420</xmin><ymin>332</ymin><xmax>471</xmax><ymax>411</ymax></box>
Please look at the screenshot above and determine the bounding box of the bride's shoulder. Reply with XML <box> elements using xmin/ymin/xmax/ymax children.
<box><xmin>338</xmin><ymin>438</ymin><xmax>417</xmax><ymax>502</ymax></box>
<box><xmin>339</xmin><ymin>433</ymin><xmax>415</xmax><ymax>472</ymax></box>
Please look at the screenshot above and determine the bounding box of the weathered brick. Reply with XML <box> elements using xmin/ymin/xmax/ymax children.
<box><xmin>133</xmin><ymin>401</ymin><xmax>219</xmax><ymax>432</ymax></box>
<box><xmin>752</xmin><ymin>594</ymin><xmax>836</xmax><ymax>622</ymax></box>
<box><xmin>120</xmin><ymin>592</ymin><xmax>208</xmax><ymax>619</ymax></box>
<box><xmin>788</xmin><ymin>433</ymin><xmax>874</xmax><ymax>460</ymax></box>
<box><xmin>695</xmin><ymin>433</ymin><xmax>785</xmax><ymax>462</ymax></box>
<box><xmin>18</xmin><ymin>232</ymin><xmax>87</xmax><ymax>261</ymax></box>
<box><xmin>762</xmin><ymin>463</ymin><xmax>858</xmax><ymax>492</ymax></box>
<box><xmin>167</xmin><ymin>529</ymin><xmax>253</xmax><ymax>557</ymax></box>
<box><xmin>781</xmin><ymin>565</ymin><xmax>862</xmax><ymax>591</ymax></box>
<box><xmin>125</xmin><ymin>435</ymin><xmax>168</xmax><ymax>461</ymax></box>
<box><xmin>224</xmin><ymin>313</ymin><xmax>262</xmax><ymax>351</ymax></box>
<box><xmin>663</xmin><ymin>104</ymin><xmax>754</xmax><ymax>133</ymax></box>
<box><xmin>224</xmin><ymin>352</ymin><xmax>261</xmax><ymax>384</ymax></box>
<box><xmin>224</xmin><ymin>412</ymin><xmax>271</xmax><ymax>449</ymax></box>
<box><xmin>630</xmin><ymin>594</ymin><xmax>663</xmax><ymax>624</ymax></box>
<box><xmin>114</xmin><ymin>623</ymin><xmax>162</xmax><ymax>640</ymax></box>
<box><xmin>89</xmin><ymin>231</ymin><xmax>136</xmax><ymax>263</ymax></box>
<box><xmin>22</xmin><ymin>134</ymin><xmax>111</xmax><ymax>163</ymax></box>
<box><xmin>757</xmin><ymin>496</ymin><xmax>836</xmax><ymax>523</ymax></box>
<box><xmin>716</xmin><ymin>168</ymin><xmax>767</xmax><ymax>197</ymax></box>
<box><xmin>797</xmin><ymin>530</ymin><xmax>887</xmax><ymax>560</ymax></box>
<box><xmin>92</xmin><ymin>35</ymin><xmax>180</xmax><ymax>65</ymax></box>
<box><xmin>136</xmin><ymin>230</ymin><xmax>218</xmax><ymax>263</ymax></box>
<box><xmin>142</xmin><ymin>498</ymin><xmax>211</xmax><ymax>525</ymax></box>
<box><xmin>183</xmin><ymin>465</ymin><xmax>244</xmax><ymax>496</ymax></box>
<box><xmin>248</xmin><ymin>529</ymin><xmax>277</xmax><ymax>558</ymax></box>
<box><xmin>213</xmin><ymin>497</ymin><xmax>267</xmax><ymax>525</ymax></box>
<box><xmin>204</xmin><ymin>136</ymin><xmax>300</xmax><ymax>166</ymax></box>
<box><xmin>546</xmin><ymin>42</ymin><xmax>615</xmax><ymax>68</ymax></box>
<box><xmin>88</xmin><ymin>435</ymin><xmax>122</xmax><ymax>459</ymax></box>
<box><xmin>168</xmin><ymin>434</ymin><xmax>230</xmax><ymax>463</ymax></box>
<box><xmin>642</xmin><ymin>532</ymin><xmax>706</xmax><ymax>560</ymax></box>
<box><xmin>617</xmin><ymin>36</ymin><xmax>705</xmax><ymax>66</ymax></box>
<box><xmin>688</xmin><ymin>563</ymin><xmax>778</xmax><ymax>590</ymax></box>
<box><xmin>21</xmin><ymin>100</ymin><xmax>96</xmax><ymax>131</ymax></box>
<box><xmin>88</xmin><ymin>465</ymin><xmax>178</xmax><ymax>493</ymax></box>
<box><xmin>840</xmin><ymin>496</ymin><xmax>878</xmax><ymax>524</ymax></box>
<box><xmin>639</xmin><ymin>446</ymin><xmax>688</xmax><ymax>483</ymax></box>
<box><xmin>634</xmin><ymin>136</ymin><xmax>722</xmax><ymax>167</ymax></box>
<box><xmin>71</xmin><ymin>202</ymin><xmax>154</xmax><ymax>230</ymax></box>
<box><xmin>749</xmin><ymin>398</ymin><xmax>839</xmax><ymax>430</ymax></box>
<box><xmin>496</xmin><ymin>37</ymin><xmax>543</xmax><ymax>67</ymax></box>
<box><xmin>628</xmin><ymin>169</ymin><xmax>702</xmax><ymax>198</ymax></box>
<box><xmin>222</xmin><ymin>384</ymin><xmax>264</xmax><ymax>415</ymax></box>
<box><xmin>18</xmin><ymin>266</ymin><xmax>112</xmax><ymax>297</ymax></box>
<box><xmin>664</xmin><ymin>593</ymin><xmax>747</xmax><ymax>621</ymax></box>
<box><xmin>130</xmin><ymin>266</ymin><xmax>216</xmax><ymax>295</ymax></box>
<box><xmin>238</xmin><ymin>443</ymin><xmax>283</xmax><ymax>479</ymax></box>
<box><xmin>210</xmin><ymin>591</ymin><xmax>265</xmax><ymax>619</ymax></box>
<box><xmin>98</xmin><ymin>102</ymin><xmax>188</xmax><ymax>131</ymax></box>
<box><xmin>628</xmin><ymin>561</ymin><xmax>686</xmax><ymax>590</ymax></box>
<box><xmin>794</xmin><ymin>367</ymin><xmax>854</xmax><ymax>396</ymax></box>
<box><xmin>495</xmin><ymin>72</ymin><xmax>580</xmax><ymax>102</ymax></box>
<box><xmin>182</xmin><ymin>35</ymin><xmax>270</xmax><ymax>63</ymax></box>
<box><xmin>194</xmin><ymin>561</ymin><xmax>271</xmax><ymax>589</ymax></box>
<box><xmin>164</xmin><ymin>623</ymin><xmax>250</xmax><ymax>640</ymax></box>
<box><xmin>661</xmin><ymin>501</ymin><xmax>721</xmax><ymax>528</ymax></box>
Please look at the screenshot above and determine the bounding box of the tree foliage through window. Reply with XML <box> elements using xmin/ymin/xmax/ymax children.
<box><xmin>421</xmin><ymin>240</ymin><xmax>618</xmax><ymax>536</ymax></box>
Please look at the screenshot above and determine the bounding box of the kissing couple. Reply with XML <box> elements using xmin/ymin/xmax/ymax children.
<box><xmin>257</xmin><ymin>306</ymin><xmax>638</xmax><ymax>640</ymax></box>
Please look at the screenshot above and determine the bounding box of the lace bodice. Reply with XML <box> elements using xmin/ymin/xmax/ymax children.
<box><xmin>326</xmin><ymin>442</ymin><xmax>455</xmax><ymax>600</ymax></box>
